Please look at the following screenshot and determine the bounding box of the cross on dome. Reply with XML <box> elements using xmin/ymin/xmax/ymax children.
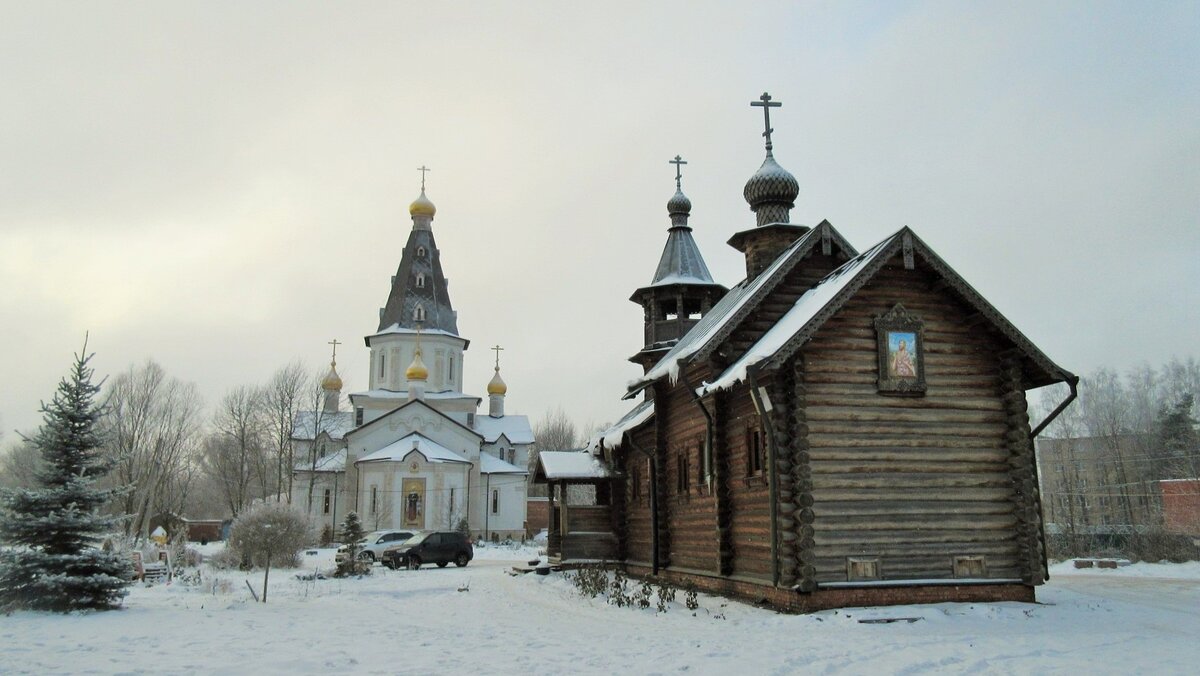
<box><xmin>751</xmin><ymin>92</ymin><xmax>782</xmax><ymax>155</ymax></box>
<box><xmin>491</xmin><ymin>344</ymin><xmax>504</xmax><ymax>370</ymax></box>
<box><xmin>670</xmin><ymin>155</ymin><xmax>687</xmax><ymax>190</ymax></box>
<box><xmin>417</xmin><ymin>165</ymin><xmax>431</xmax><ymax>191</ymax></box>
<box><xmin>327</xmin><ymin>338</ymin><xmax>341</xmax><ymax>366</ymax></box>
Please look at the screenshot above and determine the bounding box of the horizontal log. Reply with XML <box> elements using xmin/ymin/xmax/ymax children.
<box><xmin>804</xmin><ymin>394</ymin><xmax>1005</xmax><ymax>412</ymax></box>
<box><xmin>810</xmin><ymin>459</ymin><xmax>1010</xmax><ymax>474</ymax></box>
<box><xmin>805</xmin><ymin>405</ymin><xmax>1006</xmax><ymax>425</ymax></box>
<box><xmin>815</xmin><ymin>473</ymin><xmax>1012</xmax><ymax>489</ymax></box>
<box><xmin>809</xmin><ymin>447</ymin><xmax>1008</xmax><ymax>463</ymax></box>
<box><xmin>814</xmin><ymin>529</ymin><xmax>1019</xmax><ymax>546</ymax></box>
<box><xmin>812</xmin><ymin>513</ymin><xmax>1018</xmax><ymax>531</ymax></box>
<box><xmin>814</xmin><ymin>500</ymin><xmax>1015</xmax><ymax>517</ymax></box>
<box><xmin>809</xmin><ymin>435</ymin><xmax>1001</xmax><ymax>449</ymax></box>
<box><xmin>812</xmin><ymin>487</ymin><xmax>1014</xmax><ymax>502</ymax></box>
<box><xmin>807</xmin><ymin>419</ymin><xmax>1009</xmax><ymax>437</ymax></box>
<box><xmin>811</xmin><ymin>540</ymin><xmax>1019</xmax><ymax>558</ymax></box>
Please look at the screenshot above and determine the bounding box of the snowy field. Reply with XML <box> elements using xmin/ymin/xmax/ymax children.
<box><xmin>2</xmin><ymin>548</ymin><xmax>1197</xmax><ymax>675</ymax></box>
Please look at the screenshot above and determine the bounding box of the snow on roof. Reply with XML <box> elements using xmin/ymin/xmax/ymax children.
<box><xmin>480</xmin><ymin>452</ymin><xmax>528</xmax><ymax>475</ymax></box>
<box><xmin>294</xmin><ymin>448</ymin><xmax>346</xmax><ymax>473</ymax></box>
<box><xmin>699</xmin><ymin>234</ymin><xmax>898</xmax><ymax>395</ymax></box>
<box><xmin>357</xmin><ymin>433</ymin><xmax>469</xmax><ymax>465</ymax></box>
<box><xmin>473</xmin><ymin>414</ymin><xmax>534</xmax><ymax>444</ymax></box>
<box><xmin>369</xmin><ymin>324</ymin><xmax>464</xmax><ymax>341</ymax></box>
<box><xmin>350</xmin><ymin>389</ymin><xmax>481</xmax><ymax>401</ymax></box>
<box><xmin>589</xmin><ymin>399</ymin><xmax>654</xmax><ymax>450</ymax></box>
<box><xmin>538</xmin><ymin>450</ymin><xmax>613</xmax><ymax>480</ymax></box>
<box><xmin>627</xmin><ymin>226</ymin><xmax>826</xmax><ymax>397</ymax></box>
<box><xmin>292</xmin><ymin>411</ymin><xmax>356</xmax><ymax>441</ymax></box>
<box><xmin>648</xmin><ymin>273</ymin><xmax>717</xmax><ymax>288</ymax></box>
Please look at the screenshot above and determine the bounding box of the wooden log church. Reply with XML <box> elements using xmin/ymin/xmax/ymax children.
<box><xmin>537</xmin><ymin>93</ymin><xmax>1078</xmax><ymax>611</ymax></box>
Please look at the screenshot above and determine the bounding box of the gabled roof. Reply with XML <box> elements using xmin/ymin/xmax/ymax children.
<box><xmin>357</xmin><ymin>432</ymin><xmax>469</xmax><ymax>465</ymax></box>
<box><xmin>473</xmin><ymin>414</ymin><xmax>535</xmax><ymax>445</ymax></box>
<box><xmin>699</xmin><ymin>227</ymin><xmax>1074</xmax><ymax>393</ymax></box>
<box><xmin>291</xmin><ymin>411</ymin><xmax>356</xmax><ymax>441</ymax></box>
<box><xmin>346</xmin><ymin>398</ymin><xmax>482</xmax><ymax>442</ymax></box>
<box><xmin>534</xmin><ymin>450</ymin><xmax>613</xmax><ymax>481</ymax></box>
<box><xmin>480</xmin><ymin>452</ymin><xmax>528</xmax><ymax>475</ymax></box>
<box><xmin>626</xmin><ymin>221</ymin><xmax>857</xmax><ymax>398</ymax></box>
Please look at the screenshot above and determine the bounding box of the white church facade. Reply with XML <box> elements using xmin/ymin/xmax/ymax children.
<box><xmin>292</xmin><ymin>180</ymin><xmax>533</xmax><ymax>542</ymax></box>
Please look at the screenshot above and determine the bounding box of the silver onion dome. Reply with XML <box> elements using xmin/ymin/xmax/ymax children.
<box><xmin>667</xmin><ymin>187</ymin><xmax>692</xmax><ymax>218</ymax></box>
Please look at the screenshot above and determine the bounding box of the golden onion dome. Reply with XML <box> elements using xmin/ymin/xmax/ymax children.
<box><xmin>406</xmin><ymin>349</ymin><xmax>428</xmax><ymax>381</ymax></box>
<box><xmin>321</xmin><ymin>364</ymin><xmax>343</xmax><ymax>391</ymax></box>
<box><xmin>487</xmin><ymin>368</ymin><xmax>507</xmax><ymax>395</ymax></box>
<box><xmin>409</xmin><ymin>190</ymin><xmax>436</xmax><ymax>218</ymax></box>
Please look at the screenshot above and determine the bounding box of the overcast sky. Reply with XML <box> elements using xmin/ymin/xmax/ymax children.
<box><xmin>1</xmin><ymin>1</ymin><xmax>1197</xmax><ymax>438</ymax></box>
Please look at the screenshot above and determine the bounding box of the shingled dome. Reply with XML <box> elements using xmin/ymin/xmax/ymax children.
<box><xmin>743</xmin><ymin>154</ymin><xmax>799</xmax><ymax>216</ymax></box>
<box><xmin>666</xmin><ymin>187</ymin><xmax>692</xmax><ymax>217</ymax></box>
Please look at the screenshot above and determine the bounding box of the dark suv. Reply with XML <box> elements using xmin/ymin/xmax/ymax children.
<box><xmin>381</xmin><ymin>531</ymin><xmax>473</xmax><ymax>569</ymax></box>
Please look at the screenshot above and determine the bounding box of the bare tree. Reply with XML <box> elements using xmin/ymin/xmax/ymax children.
<box><xmin>227</xmin><ymin>502</ymin><xmax>312</xmax><ymax>602</ymax></box>
<box><xmin>204</xmin><ymin>386</ymin><xmax>268</xmax><ymax>517</ymax></box>
<box><xmin>0</xmin><ymin>437</ymin><xmax>42</xmax><ymax>491</ymax></box>
<box><xmin>99</xmin><ymin>361</ymin><xmax>204</xmax><ymax>542</ymax></box>
<box><xmin>262</xmin><ymin>361</ymin><xmax>308</xmax><ymax>503</ymax></box>
<box><xmin>530</xmin><ymin>406</ymin><xmax>580</xmax><ymax>471</ymax></box>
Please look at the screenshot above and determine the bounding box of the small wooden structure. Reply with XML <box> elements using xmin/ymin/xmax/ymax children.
<box><xmin>532</xmin><ymin>451</ymin><xmax>618</xmax><ymax>563</ymax></box>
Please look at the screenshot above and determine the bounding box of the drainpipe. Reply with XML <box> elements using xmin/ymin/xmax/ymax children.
<box><xmin>484</xmin><ymin>472</ymin><xmax>491</xmax><ymax>542</ymax></box>
<box><xmin>1031</xmin><ymin>375</ymin><xmax>1079</xmax><ymax>438</ymax></box>
<box><xmin>626</xmin><ymin>436</ymin><xmax>661</xmax><ymax>575</ymax></box>
<box><xmin>1029</xmin><ymin>374</ymin><xmax>1080</xmax><ymax>582</ymax></box>
<box><xmin>680</xmin><ymin>374</ymin><xmax>715</xmax><ymax>488</ymax></box>
<box><xmin>747</xmin><ymin>365</ymin><xmax>780</xmax><ymax>587</ymax></box>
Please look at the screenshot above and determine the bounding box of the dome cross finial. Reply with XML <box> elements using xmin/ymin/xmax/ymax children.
<box><xmin>417</xmin><ymin>165</ymin><xmax>431</xmax><ymax>191</ymax></box>
<box><xmin>491</xmin><ymin>344</ymin><xmax>504</xmax><ymax>371</ymax></box>
<box><xmin>751</xmin><ymin>92</ymin><xmax>782</xmax><ymax>156</ymax></box>
<box><xmin>327</xmin><ymin>338</ymin><xmax>341</xmax><ymax>367</ymax></box>
<box><xmin>670</xmin><ymin>154</ymin><xmax>687</xmax><ymax>190</ymax></box>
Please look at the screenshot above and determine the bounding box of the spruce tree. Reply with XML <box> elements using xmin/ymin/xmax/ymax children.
<box><xmin>335</xmin><ymin>511</ymin><xmax>367</xmax><ymax>577</ymax></box>
<box><xmin>0</xmin><ymin>345</ymin><xmax>130</xmax><ymax>611</ymax></box>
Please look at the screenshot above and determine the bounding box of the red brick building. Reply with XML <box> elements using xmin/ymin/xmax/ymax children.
<box><xmin>1160</xmin><ymin>479</ymin><xmax>1200</xmax><ymax>536</ymax></box>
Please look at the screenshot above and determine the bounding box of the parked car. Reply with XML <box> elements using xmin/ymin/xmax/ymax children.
<box><xmin>335</xmin><ymin>530</ymin><xmax>415</xmax><ymax>563</ymax></box>
<box><xmin>381</xmin><ymin>531</ymin><xmax>473</xmax><ymax>569</ymax></box>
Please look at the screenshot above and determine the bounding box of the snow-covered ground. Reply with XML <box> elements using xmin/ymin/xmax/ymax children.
<box><xmin>3</xmin><ymin>552</ymin><xmax>1197</xmax><ymax>675</ymax></box>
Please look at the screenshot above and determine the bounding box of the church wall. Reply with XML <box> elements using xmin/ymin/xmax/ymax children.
<box><xmin>296</xmin><ymin>472</ymin><xmax>346</xmax><ymax>533</ymax></box>
<box><xmin>359</xmin><ymin>457</ymin><xmax>469</xmax><ymax>532</ymax></box>
<box><xmin>721</xmin><ymin>380</ymin><xmax>773</xmax><ymax>581</ymax></box>
<box><xmin>800</xmin><ymin>254</ymin><xmax>1023</xmax><ymax>584</ymax></box>
<box><xmin>477</xmin><ymin>473</ymin><xmax>527</xmax><ymax>541</ymax></box>
<box><xmin>620</xmin><ymin>424</ymin><xmax>656</xmax><ymax>565</ymax></box>
<box><xmin>367</xmin><ymin>332</ymin><xmax>466</xmax><ymax>393</ymax></box>
<box><xmin>660</xmin><ymin>362</ymin><xmax>719</xmax><ymax>573</ymax></box>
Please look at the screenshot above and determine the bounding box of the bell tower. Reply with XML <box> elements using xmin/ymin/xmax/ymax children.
<box><xmin>629</xmin><ymin>156</ymin><xmax>726</xmax><ymax>372</ymax></box>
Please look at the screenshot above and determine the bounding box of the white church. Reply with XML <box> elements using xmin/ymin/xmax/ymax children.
<box><xmin>292</xmin><ymin>178</ymin><xmax>533</xmax><ymax>542</ymax></box>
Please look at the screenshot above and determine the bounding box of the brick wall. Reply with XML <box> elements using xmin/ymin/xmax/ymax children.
<box><xmin>526</xmin><ymin>497</ymin><xmax>549</xmax><ymax>538</ymax></box>
<box><xmin>1160</xmin><ymin>479</ymin><xmax>1200</xmax><ymax>535</ymax></box>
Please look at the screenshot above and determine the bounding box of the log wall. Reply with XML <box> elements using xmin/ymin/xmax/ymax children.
<box><xmin>659</xmin><ymin>362</ymin><xmax>718</xmax><ymax>572</ymax></box>
<box><xmin>621</xmin><ymin>425</ymin><xmax>656</xmax><ymax>565</ymax></box>
<box><xmin>801</xmin><ymin>257</ymin><xmax>1026</xmax><ymax>584</ymax></box>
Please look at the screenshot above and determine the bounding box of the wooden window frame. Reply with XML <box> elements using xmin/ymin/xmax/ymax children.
<box><xmin>847</xmin><ymin>556</ymin><xmax>881</xmax><ymax>581</ymax></box>
<box><xmin>952</xmin><ymin>555</ymin><xmax>987</xmax><ymax>578</ymax></box>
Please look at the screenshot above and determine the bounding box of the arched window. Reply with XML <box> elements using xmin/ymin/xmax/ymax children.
<box><xmin>413</xmin><ymin>305</ymin><xmax>426</xmax><ymax>322</ymax></box>
<box><xmin>491</xmin><ymin>489</ymin><xmax>499</xmax><ymax>514</ymax></box>
<box><xmin>415</xmin><ymin>273</ymin><xmax>426</xmax><ymax>288</ymax></box>
<box><xmin>416</xmin><ymin>246</ymin><xmax>427</xmax><ymax>258</ymax></box>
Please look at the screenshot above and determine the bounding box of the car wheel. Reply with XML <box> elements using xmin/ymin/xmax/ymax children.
<box><xmin>407</xmin><ymin>556</ymin><xmax>421</xmax><ymax>570</ymax></box>
<box><xmin>437</xmin><ymin>561</ymin><xmax>448</xmax><ymax>568</ymax></box>
<box><xmin>358</xmin><ymin>551</ymin><xmax>375</xmax><ymax>562</ymax></box>
<box><xmin>382</xmin><ymin>560</ymin><xmax>394</xmax><ymax>570</ymax></box>
<box><xmin>454</xmin><ymin>553</ymin><xmax>469</xmax><ymax>568</ymax></box>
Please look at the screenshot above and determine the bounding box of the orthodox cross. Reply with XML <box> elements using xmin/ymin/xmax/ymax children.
<box><xmin>327</xmin><ymin>338</ymin><xmax>341</xmax><ymax>365</ymax></box>
<box><xmin>491</xmin><ymin>344</ymin><xmax>504</xmax><ymax>370</ymax></box>
<box><xmin>669</xmin><ymin>155</ymin><xmax>687</xmax><ymax>190</ymax></box>
<box><xmin>417</xmin><ymin>165</ymin><xmax>431</xmax><ymax>191</ymax></box>
<box><xmin>750</xmin><ymin>92</ymin><xmax>782</xmax><ymax>154</ymax></box>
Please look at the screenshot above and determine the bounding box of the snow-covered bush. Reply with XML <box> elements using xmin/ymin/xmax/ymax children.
<box><xmin>228</xmin><ymin>502</ymin><xmax>311</xmax><ymax>570</ymax></box>
<box><xmin>0</xmin><ymin>347</ymin><xmax>130</xmax><ymax>612</ymax></box>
